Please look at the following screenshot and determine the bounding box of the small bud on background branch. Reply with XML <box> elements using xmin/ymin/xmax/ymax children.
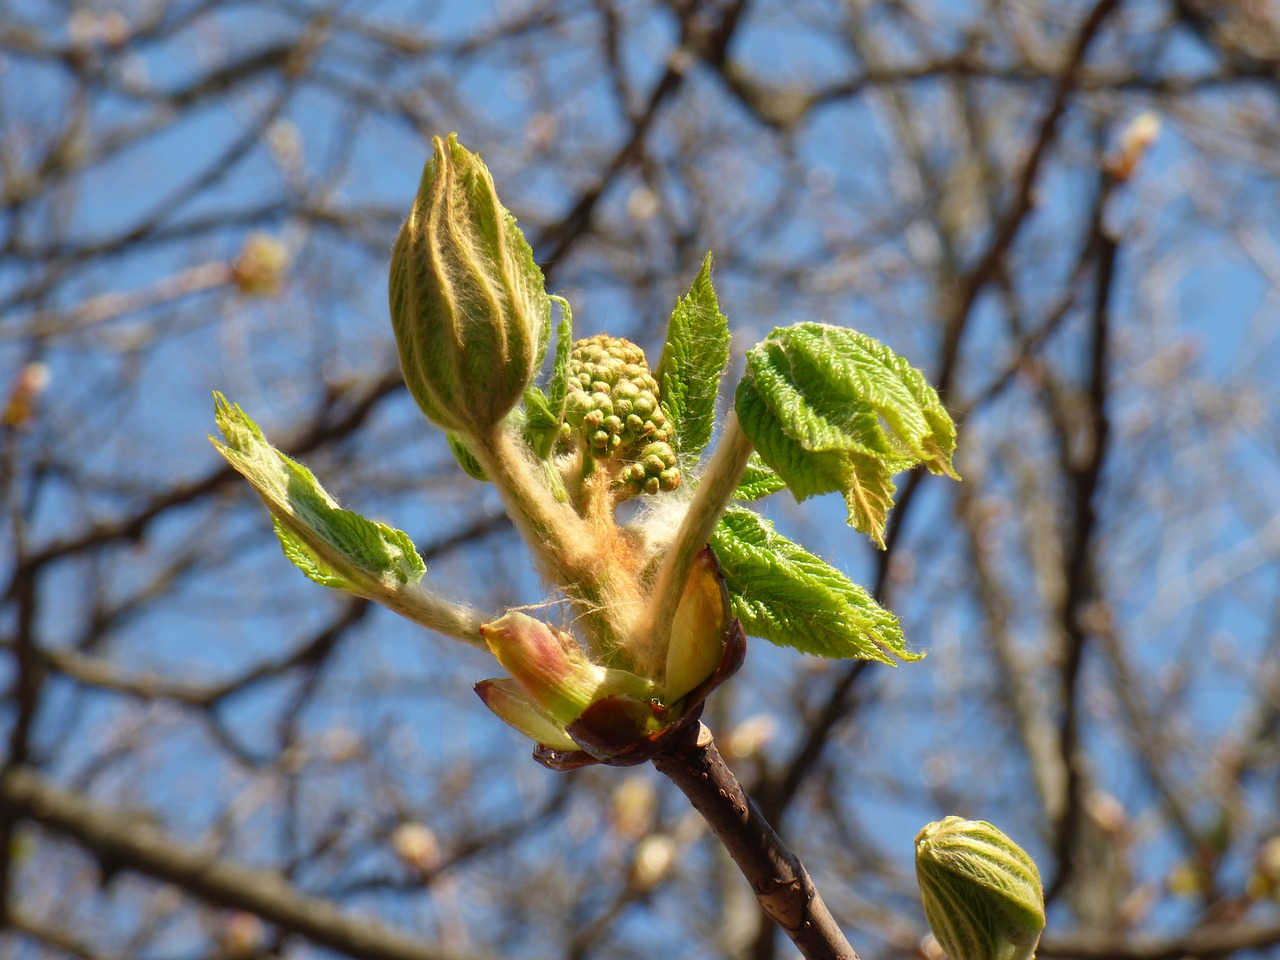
<box><xmin>916</xmin><ymin>817</ymin><xmax>1046</xmax><ymax>960</ymax></box>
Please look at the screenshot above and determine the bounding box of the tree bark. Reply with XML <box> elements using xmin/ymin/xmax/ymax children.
<box><xmin>652</xmin><ymin>722</ymin><xmax>858</xmax><ymax>960</ymax></box>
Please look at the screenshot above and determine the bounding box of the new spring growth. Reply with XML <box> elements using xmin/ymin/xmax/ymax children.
<box><xmin>389</xmin><ymin>135</ymin><xmax>740</xmax><ymax>764</ymax></box>
<box><xmin>215</xmin><ymin>132</ymin><xmax>962</xmax><ymax>771</ymax></box>
<box><xmin>560</xmin><ymin>334</ymin><xmax>681</xmax><ymax>500</ymax></box>
<box><xmin>389</xmin><ymin>133</ymin><xmax>550</xmax><ymax>435</ymax></box>
<box><xmin>915</xmin><ymin>817</ymin><xmax>1045</xmax><ymax>960</ymax></box>
<box><xmin>475</xmin><ymin>548</ymin><xmax>744</xmax><ymax>767</ymax></box>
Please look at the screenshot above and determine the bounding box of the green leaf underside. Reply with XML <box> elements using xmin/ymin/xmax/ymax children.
<box><xmin>733</xmin><ymin>454</ymin><xmax>788</xmax><ymax>501</ymax></box>
<box><xmin>274</xmin><ymin>518</ymin><xmax>348</xmax><ymax>588</ymax></box>
<box><xmin>524</xmin><ymin>297</ymin><xmax>574</xmax><ymax>459</ymax></box>
<box><xmin>710</xmin><ymin>506</ymin><xmax>917</xmax><ymax>663</ymax></box>
<box><xmin>656</xmin><ymin>253</ymin><xmax>730</xmax><ymax>461</ymax></box>
<box><xmin>211</xmin><ymin>394</ymin><xmax>426</xmax><ymax>592</ymax></box>
<box><xmin>735</xmin><ymin>323</ymin><xmax>958</xmax><ymax>547</ymax></box>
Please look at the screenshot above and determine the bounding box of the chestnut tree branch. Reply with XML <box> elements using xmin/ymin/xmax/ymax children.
<box><xmin>0</xmin><ymin>765</ymin><xmax>486</xmax><ymax>960</ymax></box>
<box><xmin>652</xmin><ymin>721</ymin><xmax>858</xmax><ymax>960</ymax></box>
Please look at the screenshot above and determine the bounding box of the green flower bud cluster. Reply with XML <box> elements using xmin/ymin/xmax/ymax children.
<box><xmin>560</xmin><ymin>334</ymin><xmax>681</xmax><ymax>496</ymax></box>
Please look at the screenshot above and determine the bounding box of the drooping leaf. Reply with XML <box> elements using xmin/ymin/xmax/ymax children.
<box><xmin>735</xmin><ymin>323</ymin><xmax>959</xmax><ymax>547</ymax></box>
<box><xmin>656</xmin><ymin>253</ymin><xmax>730</xmax><ymax>461</ymax></box>
<box><xmin>211</xmin><ymin>393</ymin><xmax>426</xmax><ymax>592</ymax></box>
<box><xmin>736</xmin><ymin>375</ymin><xmax>895</xmax><ymax>533</ymax></box>
<box><xmin>732</xmin><ymin>454</ymin><xmax>787</xmax><ymax>501</ymax></box>
<box><xmin>710</xmin><ymin>506</ymin><xmax>918</xmax><ymax>663</ymax></box>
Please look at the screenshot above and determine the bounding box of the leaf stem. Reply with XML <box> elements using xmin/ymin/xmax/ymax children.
<box><xmin>644</xmin><ymin>411</ymin><xmax>753</xmax><ymax>669</ymax></box>
<box><xmin>652</xmin><ymin>722</ymin><xmax>859</xmax><ymax>960</ymax></box>
<box><xmin>469</xmin><ymin>425</ymin><xmax>593</xmax><ymax>587</ymax></box>
<box><xmin>374</xmin><ymin>580</ymin><xmax>486</xmax><ymax>649</ymax></box>
<box><xmin>468</xmin><ymin>425</ymin><xmax>642</xmax><ymax>656</ymax></box>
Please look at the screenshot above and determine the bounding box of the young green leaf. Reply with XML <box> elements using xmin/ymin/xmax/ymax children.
<box><xmin>544</xmin><ymin>296</ymin><xmax>574</xmax><ymax>417</ymax></box>
<box><xmin>735</xmin><ymin>323</ymin><xmax>958</xmax><ymax>547</ymax></box>
<box><xmin>211</xmin><ymin>393</ymin><xmax>425</xmax><ymax>591</ymax></box>
<box><xmin>710</xmin><ymin>506</ymin><xmax>918</xmax><ymax>663</ymax></box>
<box><xmin>732</xmin><ymin>454</ymin><xmax>787</xmax><ymax>501</ymax></box>
<box><xmin>656</xmin><ymin>253</ymin><xmax>730</xmax><ymax>461</ymax></box>
<box><xmin>523</xmin><ymin>296</ymin><xmax>575</xmax><ymax>459</ymax></box>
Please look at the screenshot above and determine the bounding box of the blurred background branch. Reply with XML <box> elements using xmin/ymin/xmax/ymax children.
<box><xmin>2</xmin><ymin>1</ymin><xmax>1279</xmax><ymax>958</ymax></box>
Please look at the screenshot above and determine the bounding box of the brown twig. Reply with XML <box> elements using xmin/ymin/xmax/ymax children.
<box><xmin>1039</xmin><ymin>920</ymin><xmax>1280</xmax><ymax>960</ymax></box>
<box><xmin>0</xmin><ymin>765</ymin><xmax>483</xmax><ymax>960</ymax></box>
<box><xmin>652</xmin><ymin>721</ymin><xmax>858</xmax><ymax>960</ymax></box>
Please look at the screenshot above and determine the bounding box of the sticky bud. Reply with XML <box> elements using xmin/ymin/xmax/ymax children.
<box><xmin>391</xmin><ymin>822</ymin><xmax>442</xmax><ymax>874</ymax></box>
<box><xmin>479</xmin><ymin>612</ymin><xmax>655</xmax><ymax>729</ymax></box>
<box><xmin>663</xmin><ymin>547</ymin><xmax>730</xmax><ymax>701</ymax></box>
<box><xmin>1108</xmin><ymin>111</ymin><xmax>1161</xmax><ymax>182</ymax></box>
<box><xmin>474</xmin><ymin>676</ymin><xmax>578</xmax><ymax>751</ymax></box>
<box><xmin>630</xmin><ymin>834</ymin><xmax>679</xmax><ymax>890</ymax></box>
<box><xmin>389</xmin><ymin>134</ymin><xmax>550</xmax><ymax>435</ymax></box>
<box><xmin>915</xmin><ymin>817</ymin><xmax>1045</xmax><ymax>960</ymax></box>
<box><xmin>3</xmin><ymin>362</ymin><xmax>51</xmax><ymax>431</ymax></box>
<box><xmin>231</xmin><ymin>232</ymin><xmax>289</xmax><ymax>297</ymax></box>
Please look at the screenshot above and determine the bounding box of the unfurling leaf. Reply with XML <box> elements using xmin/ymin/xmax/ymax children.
<box><xmin>211</xmin><ymin>394</ymin><xmax>425</xmax><ymax>592</ymax></box>
<box><xmin>389</xmin><ymin>133</ymin><xmax>550</xmax><ymax>435</ymax></box>
<box><xmin>915</xmin><ymin>817</ymin><xmax>1045</xmax><ymax>960</ymax></box>
<box><xmin>523</xmin><ymin>296</ymin><xmax>575</xmax><ymax>459</ymax></box>
<box><xmin>735</xmin><ymin>323</ymin><xmax>958</xmax><ymax>547</ymax></box>
<box><xmin>711</xmin><ymin>506</ymin><xmax>915</xmax><ymax>662</ymax></box>
<box><xmin>274</xmin><ymin>518</ymin><xmax>348</xmax><ymax>589</ymax></box>
<box><xmin>656</xmin><ymin>253</ymin><xmax>730</xmax><ymax>461</ymax></box>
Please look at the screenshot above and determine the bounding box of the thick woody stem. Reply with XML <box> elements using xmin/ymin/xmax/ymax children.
<box><xmin>651</xmin><ymin>722</ymin><xmax>859</xmax><ymax>960</ymax></box>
